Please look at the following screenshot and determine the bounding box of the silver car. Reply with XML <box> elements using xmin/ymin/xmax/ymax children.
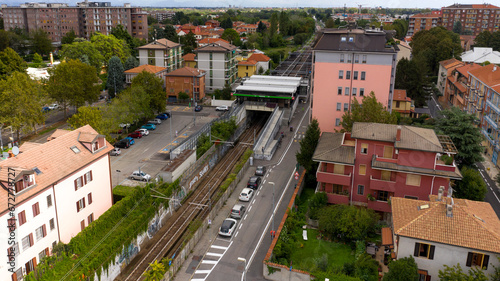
<box><xmin>148</xmin><ymin>119</ymin><xmax>162</xmax><ymax>125</ymax></box>
<box><xmin>110</xmin><ymin>148</ymin><xmax>121</xmax><ymax>156</ymax></box>
<box><xmin>130</xmin><ymin>171</ymin><xmax>151</xmax><ymax>181</ymax></box>
<box><xmin>231</xmin><ymin>204</ymin><xmax>246</xmax><ymax>219</ymax></box>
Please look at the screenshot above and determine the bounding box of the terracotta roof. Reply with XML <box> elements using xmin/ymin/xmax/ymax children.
<box><xmin>393</xmin><ymin>89</ymin><xmax>410</xmax><ymax>101</ymax></box>
<box><xmin>19</xmin><ymin>142</ymin><xmax>42</xmax><ymax>153</ymax></box>
<box><xmin>456</xmin><ymin>63</ymin><xmax>482</xmax><ymax>78</ymax></box>
<box><xmin>183</xmin><ymin>53</ymin><xmax>196</xmax><ymax>61</ymax></box>
<box><xmin>195</xmin><ymin>42</ymin><xmax>237</xmax><ymax>53</ymax></box>
<box><xmin>124</xmin><ymin>64</ymin><xmax>167</xmax><ymax>74</ymax></box>
<box><xmin>469</xmin><ymin>64</ymin><xmax>500</xmax><ymax>92</ymax></box>
<box><xmin>312</xmin><ymin>132</ymin><xmax>355</xmax><ymax>165</ymax></box>
<box><xmin>0</xmin><ymin>125</ymin><xmax>113</xmax><ymax>216</ymax></box>
<box><xmin>410</xmin><ymin>13</ymin><xmax>440</xmax><ymax>18</ymax></box>
<box><xmin>165</xmin><ymin>66</ymin><xmax>206</xmax><ymax>77</ymax></box>
<box><xmin>238</xmin><ymin>60</ymin><xmax>257</xmax><ymax>66</ymax></box>
<box><xmin>352</xmin><ymin>122</ymin><xmax>443</xmax><ymax>153</ymax></box>
<box><xmin>439</xmin><ymin>58</ymin><xmax>464</xmax><ymax>69</ymax></box>
<box><xmin>47</xmin><ymin>128</ymin><xmax>70</xmax><ymax>141</ymax></box>
<box><xmin>137</xmin><ymin>38</ymin><xmax>181</xmax><ymax>50</ymax></box>
<box><xmin>248</xmin><ymin>53</ymin><xmax>271</xmax><ymax>62</ymax></box>
<box><xmin>392</xmin><ymin>196</ymin><xmax>500</xmax><ymax>254</ymax></box>
<box><xmin>198</xmin><ymin>38</ymin><xmax>229</xmax><ymax>44</ymax></box>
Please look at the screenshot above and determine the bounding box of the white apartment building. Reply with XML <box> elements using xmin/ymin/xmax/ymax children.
<box><xmin>137</xmin><ymin>38</ymin><xmax>183</xmax><ymax>73</ymax></box>
<box><xmin>195</xmin><ymin>42</ymin><xmax>238</xmax><ymax>92</ymax></box>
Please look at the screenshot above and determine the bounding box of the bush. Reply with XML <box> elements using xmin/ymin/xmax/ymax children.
<box><xmin>178</xmin><ymin>91</ymin><xmax>190</xmax><ymax>101</ymax></box>
<box><xmin>318</xmin><ymin>205</ymin><xmax>379</xmax><ymax>242</ymax></box>
<box><xmin>308</xmin><ymin>191</ymin><xmax>327</xmax><ymax>220</ymax></box>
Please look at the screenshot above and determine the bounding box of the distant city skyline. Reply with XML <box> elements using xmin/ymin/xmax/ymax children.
<box><xmin>0</xmin><ymin>0</ymin><xmax>495</xmax><ymax>9</ymax></box>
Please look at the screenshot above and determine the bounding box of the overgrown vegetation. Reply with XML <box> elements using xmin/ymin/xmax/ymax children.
<box><xmin>196</xmin><ymin>118</ymin><xmax>237</xmax><ymax>158</ymax></box>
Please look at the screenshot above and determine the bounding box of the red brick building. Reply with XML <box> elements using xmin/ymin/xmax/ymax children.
<box><xmin>165</xmin><ymin>67</ymin><xmax>206</xmax><ymax>102</ymax></box>
<box><xmin>441</xmin><ymin>4</ymin><xmax>500</xmax><ymax>36</ymax></box>
<box><xmin>407</xmin><ymin>12</ymin><xmax>441</xmax><ymax>38</ymax></box>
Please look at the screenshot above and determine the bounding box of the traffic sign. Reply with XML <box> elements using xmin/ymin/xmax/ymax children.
<box><xmin>294</xmin><ymin>171</ymin><xmax>299</xmax><ymax>180</ymax></box>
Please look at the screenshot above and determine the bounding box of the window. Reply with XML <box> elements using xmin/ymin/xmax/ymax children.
<box><xmin>47</xmin><ymin>195</ymin><xmax>52</xmax><ymax>207</ymax></box>
<box><xmin>25</xmin><ymin>258</ymin><xmax>35</xmax><ymax>275</ymax></box>
<box><xmin>32</xmin><ymin>202</ymin><xmax>40</xmax><ymax>217</ymax></box>
<box><xmin>377</xmin><ymin>191</ymin><xmax>389</xmax><ymax>201</ymax></box>
<box><xmin>362</xmin><ymin>55</ymin><xmax>367</xmax><ymax>63</ymax></box>
<box><xmin>88</xmin><ymin>193</ymin><xmax>93</xmax><ymax>205</ymax></box>
<box><xmin>466</xmin><ymin>252</ymin><xmax>490</xmax><ymax>269</ymax></box>
<box><xmin>335</xmin><ymin>118</ymin><xmax>341</xmax><ymax>126</ymax></box>
<box><xmin>357</xmin><ymin>185</ymin><xmax>365</xmax><ymax>195</ymax></box>
<box><xmin>81</xmin><ymin>220</ymin><xmax>85</xmax><ymax>231</ymax></box>
<box><xmin>337</xmin><ymin>103</ymin><xmax>341</xmax><ymax>111</ymax></box>
<box><xmin>359</xmin><ymin>164</ymin><xmax>366</xmax><ymax>175</ymax></box>
<box><xmin>340</xmin><ymin>54</ymin><xmax>345</xmax><ymax>62</ymax></box>
<box><xmin>76</xmin><ymin>198</ymin><xmax>86</xmax><ymax>212</ymax></box>
<box><xmin>406</xmin><ymin>174</ymin><xmax>421</xmax><ymax>186</ymax></box>
<box><xmin>339</xmin><ymin>70</ymin><xmax>344</xmax><ymax>79</ymax></box>
<box><xmin>405</xmin><ymin>196</ymin><xmax>419</xmax><ymax>200</ymax></box>
<box><xmin>361</xmin><ymin>71</ymin><xmax>366</xmax><ymax>80</ymax></box>
<box><xmin>354</xmin><ymin>54</ymin><xmax>359</xmax><ymax>63</ymax></box>
<box><xmin>333</xmin><ymin>184</ymin><xmax>343</xmax><ymax>194</ymax></box>
<box><xmin>346</xmin><ymin>71</ymin><xmax>351</xmax><ymax>79</ymax></box>
<box><xmin>347</xmin><ymin>54</ymin><xmax>352</xmax><ymax>63</ymax></box>
<box><xmin>333</xmin><ymin>164</ymin><xmax>345</xmax><ymax>174</ymax></box>
<box><xmin>49</xmin><ymin>218</ymin><xmax>55</xmax><ymax>230</ymax></box>
<box><xmin>85</xmin><ymin>171</ymin><xmax>92</xmax><ymax>184</ymax></box>
<box><xmin>39</xmin><ymin>248</ymin><xmax>49</xmax><ymax>261</ymax></box>
<box><xmin>341</xmin><ymin>36</ymin><xmax>347</xmax><ymax>42</ymax></box>
<box><xmin>413</xmin><ymin>242</ymin><xmax>435</xmax><ymax>260</ymax></box>
<box><xmin>360</xmin><ymin>88</ymin><xmax>365</xmax><ymax>96</ymax></box>
<box><xmin>353</xmin><ymin>71</ymin><xmax>358</xmax><ymax>80</ymax></box>
<box><xmin>35</xmin><ymin>225</ymin><xmax>47</xmax><ymax>241</ymax></box>
<box><xmin>349</xmin><ymin>37</ymin><xmax>354</xmax><ymax>42</ymax></box>
<box><xmin>9</xmin><ymin>242</ymin><xmax>19</xmax><ymax>257</ymax></box>
<box><xmin>18</xmin><ymin>211</ymin><xmax>26</xmax><ymax>226</ymax></box>
<box><xmin>352</xmin><ymin>88</ymin><xmax>357</xmax><ymax>96</ymax></box>
<box><xmin>338</xmin><ymin>87</ymin><xmax>342</xmax><ymax>95</ymax></box>
<box><xmin>361</xmin><ymin>143</ymin><xmax>368</xmax><ymax>154</ymax></box>
<box><xmin>88</xmin><ymin>213</ymin><xmax>94</xmax><ymax>224</ymax></box>
<box><xmin>344</xmin><ymin>103</ymin><xmax>349</xmax><ymax>111</ymax></box>
<box><xmin>22</xmin><ymin>233</ymin><xmax>34</xmax><ymax>251</ymax></box>
<box><xmin>74</xmin><ymin>176</ymin><xmax>83</xmax><ymax>190</ymax></box>
<box><xmin>345</xmin><ymin>87</ymin><xmax>350</xmax><ymax>95</ymax></box>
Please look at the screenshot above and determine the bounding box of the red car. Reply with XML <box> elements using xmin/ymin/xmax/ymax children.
<box><xmin>128</xmin><ymin>131</ymin><xmax>142</xmax><ymax>138</ymax></box>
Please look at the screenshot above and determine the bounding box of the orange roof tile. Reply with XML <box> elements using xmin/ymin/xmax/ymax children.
<box><xmin>469</xmin><ymin>64</ymin><xmax>500</xmax><ymax>91</ymax></box>
<box><xmin>393</xmin><ymin>89</ymin><xmax>409</xmax><ymax>101</ymax></box>
<box><xmin>164</xmin><ymin>66</ymin><xmax>206</xmax><ymax>77</ymax></box>
<box><xmin>137</xmin><ymin>38</ymin><xmax>180</xmax><ymax>50</ymax></box>
<box><xmin>411</xmin><ymin>13</ymin><xmax>440</xmax><ymax>18</ymax></box>
<box><xmin>0</xmin><ymin>125</ymin><xmax>113</xmax><ymax>216</ymax></box>
<box><xmin>471</xmin><ymin>4</ymin><xmax>499</xmax><ymax>8</ymax></box>
<box><xmin>19</xmin><ymin>142</ymin><xmax>42</xmax><ymax>153</ymax></box>
<box><xmin>238</xmin><ymin>60</ymin><xmax>257</xmax><ymax>66</ymax></box>
<box><xmin>198</xmin><ymin>38</ymin><xmax>229</xmax><ymax>44</ymax></box>
<box><xmin>47</xmin><ymin>128</ymin><xmax>70</xmax><ymax>141</ymax></box>
<box><xmin>392</xmin><ymin>196</ymin><xmax>500</xmax><ymax>253</ymax></box>
<box><xmin>248</xmin><ymin>53</ymin><xmax>271</xmax><ymax>62</ymax></box>
<box><xmin>439</xmin><ymin>58</ymin><xmax>464</xmax><ymax>69</ymax></box>
<box><xmin>124</xmin><ymin>64</ymin><xmax>167</xmax><ymax>74</ymax></box>
<box><xmin>456</xmin><ymin>63</ymin><xmax>482</xmax><ymax>78</ymax></box>
<box><xmin>182</xmin><ymin>53</ymin><xmax>196</xmax><ymax>61</ymax></box>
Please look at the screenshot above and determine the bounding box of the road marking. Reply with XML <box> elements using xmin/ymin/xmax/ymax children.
<box><xmin>263</xmin><ymin>179</ymin><xmax>266</xmax><ymax>185</ymax></box>
<box><xmin>206</xmin><ymin>252</ymin><xmax>223</xmax><ymax>257</ymax></box>
<box><xmin>239</xmin><ymin>224</ymin><xmax>243</xmax><ymax>230</ymax></box>
<box><xmin>252</xmin><ymin>199</ymin><xmax>256</xmax><ymax>204</ymax></box>
<box><xmin>202</xmin><ymin>260</ymin><xmax>218</xmax><ymax>264</ymax></box>
<box><xmin>191</xmin><ymin>279</ymin><xmax>205</xmax><ymax>281</ymax></box>
<box><xmin>234</xmin><ymin>232</ymin><xmax>238</xmax><ymax>238</ymax></box>
<box><xmin>210</xmin><ymin>245</ymin><xmax>228</xmax><ymax>250</ymax></box>
<box><xmin>195</xmin><ymin>270</ymin><xmax>211</xmax><ymax>274</ymax></box>
<box><xmin>244</xmin><ymin>214</ymin><xmax>247</xmax><ymax>220</ymax></box>
<box><xmin>257</xmin><ymin>190</ymin><xmax>260</xmax><ymax>196</ymax></box>
<box><xmin>248</xmin><ymin>206</ymin><xmax>252</xmax><ymax>212</ymax></box>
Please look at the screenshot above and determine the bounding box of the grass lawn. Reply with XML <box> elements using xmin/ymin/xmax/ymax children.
<box><xmin>289</xmin><ymin>228</ymin><xmax>355</xmax><ymax>271</ymax></box>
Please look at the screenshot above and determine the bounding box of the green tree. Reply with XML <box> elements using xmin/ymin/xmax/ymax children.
<box><xmin>296</xmin><ymin>118</ymin><xmax>321</xmax><ymax>171</ymax></box>
<box><xmin>453</xmin><ymin>21</ymin><xmax>462</xmax><ymax>34</ymax></box>
<box><xmin>124</xmin><ymin>55</ymin><xmax>139</xmax><ymax>70</ymax></box>
<box><xmin>60</xmin><ymin>40</ymin><xmax>104</xmax><ymax>74</ymax></box>
<box><xmin>257</xmin><ymin>21</ymin><xmax>267</xmax><ymax>34</ymax></box>
<box><xmin>435</xmin><ymin>107</ymin><xmax>484</xmax><ymax>167</ymax></box>
<box><xmin>308</xmin><ymin>192</ymin><xmax>327</xmax><ymax>220</ymax></box>
<box><xmin>454</xmin><ymin>166</ymin><xmax>487</xmax><ymax>201</ymax></box>
<box><xmin>491</xmin><ymin>257</ymin><xmax>500</xmax><ymax>281</ymax></box>
<box><xmin>474</xmin><ymin>31</ymin><xmax>493</xmax><ymax>48</ymax></box>
<box><xmin>279</xmin><ymin>11</ymin><xmax>290</xmax><ymax>36</ymax></box>
<box><xmin>111</xmin><ymin>24</ymin><xmax>142</xmax><ymax>57</ymax></box>
<box><xmin>143</xmin><ymin>260</ymin><xmax>165</xmax><ymax>281</ymax></box>
<box><xmin>164</xmin><ymin>25</ymin><xmax>179</xmax><ymax>42</ymax></box>
<box><xmin>354</xmin><ymin>253</ymin><xmax>379</xmax><ymax>281</ymax></box>
<box><xmin>30</xmin><ymin>28</ymin><xmax>52</xmax><ymax>55</ymax></box>
<box><xmin>383</xmin><ymin>256</ymin><xmax>419</xmax><ymax>281</ymax></box>
<box><xmin>0</xmin><ymin>72</ymin><xmax>47</xmax><ymax>141</ymax></box>
<box><xmin>220</xmin><ymin>17</ymin><xmax>233</xmax><ymax>29</ymax></box>
<box><xmin>147</xmin><ymin>15</ymin><xmax>158</xmax><ymax>25</ymax></box>
<box><xmin>108</xmin><ymin>86</ymin><xmax>152</xmax><ymax>126</ymax></box>
<box><xmin>340</xmin><ymin>92</ymin><xmax>397</xmax><ymax>133</ymax></box>
<box><xmin>395</xmin><ymin>57</ymin><xmax>430</xmax><ymax>107</ymax></box>
<box><xmin>270</xmin><ymin>12</ymin><xmax>279</xmax><ymax>37</ymax></box>
<box><xmin>178</xmin><ymin>92</ymin><xmax>189</xmax><ymax>101</ymax></box>
<box><xmin>91</xmin><ymin>33</ymin><xmax>130</xmax><ymax>65</ymax></box>
<box><xmin>0</xmin><ymin>30</ymin><xmax>10</xmax><ymax>51</ymax></box>
<box><xmin>131</xmin><ymin>71</ymin><xmax>166</xmax><ymax>114</ymax></box>
<box><xmin>181</xmin><ymin>32</ymin><xmax>198</xmax><ymax>54</ymax></box>
<box><xmin>61</xmin><ymin>29</ymin><xmax>77</xmax><ymax>45</ymax></box>
<box><xmin>67</xmin><ymin>106</ymin><xmax>110</xmax><ymax>139</ymax></box>
<box><xmin>32</xmin><ymin>53</ymin><xmax>43</xmax><ymax>64</ymax></box>
<box><xmin>325</xmin><ymin>18</ymin><xmax>335</xmax><ymax>28</ymax></box>
<box><xmin>107</xmin><ymin>56</ymin><xmax>125</xmax><ymax>98</ymax></box>
<box><xmin>438</xmin><ymin>263</ymin><xmax>488</xmax><ymax>281</ymax></box>
<box><xmin>0</xmin><ymin>47</ymin><xmax>28</xmax><ymax>80</ymax></box>
<box><xmin>221</xmin><ymin>28</ymin><xmax>241</xmax><ymax>46</ymax></box>
<box><xmin>45</xmin><ymin>59</ymin><xmax>100</xmax><ymax>118</ymax></box>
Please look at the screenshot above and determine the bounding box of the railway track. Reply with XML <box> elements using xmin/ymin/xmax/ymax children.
<box><xmin>116</xmin><ymin>118</ymin><xmax>265</xmax><ymax>281</ymax></box>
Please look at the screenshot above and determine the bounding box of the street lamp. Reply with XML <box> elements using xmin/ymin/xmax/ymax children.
<box><xmin>269</xmin><ymin>182</ymin><xmax>275</xmax><ymax>232</ymax></box>
<box><xmin>237</xmin><ymin>257</ymin><xmax>247</xmax><ymax>281</ymax></box>
<box><xmin>192</xmin><ymin>81</ymin><xmax>196</xmax><ymax>126</ymax></box>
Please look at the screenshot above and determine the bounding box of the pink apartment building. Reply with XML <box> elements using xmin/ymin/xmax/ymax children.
<box><xmin>0</xmin><ymin>125</ymin><xmax>113</xmax><ymax>281</ymax></box>
<box><xmin>312</xmin><ymin>122</ymin><xmax>462</xmax><ymax>220</ymax></box>
<box><xmin>311</xmin><ymin>28</ymin><xmax>398</xmax><ymax>133</ymax></box>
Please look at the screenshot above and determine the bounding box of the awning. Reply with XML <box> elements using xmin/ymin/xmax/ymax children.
<box><xmin>381</xmin><ymin>227</ymin><xmax>393</xmax><ymax>246</ymax></box>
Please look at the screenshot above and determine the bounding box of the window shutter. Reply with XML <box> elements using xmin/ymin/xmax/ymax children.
<box><xmin>425</xmin><ymin>276</ymin><xmax>431</xmax><ymax>281</ymax></box>
<box><xmin>428</xmin><ymin>245</ymin><xmax>435</xmax><ymax>260</ymax></box>
<box><xmin>466</xmin><ymin>252</ymin><xmax>473</xmax><ymax>267</ymax></box>
<box><xmin>42</xmin><ymin>224</ymin><xmax>46</xmax><ymax>237</ymax></box>
<box><xmin>83</xmin><ymin>174</ymin><xmax>87</xmax><ymax>185</ymax></box>
<box><xmin>74</xmin><ymin>179</ymin><xmax>78</xmax><ymax>190</ymax></box>
<box><xmin>483</xmin><ymin>255</ymin><xmax>489</xmax><ymax>270</ymax></box>
<box><xmin>88</xmin><ymin>193</ymin><xmax>93</xmax><ymax>205</ymax></box>
<box><xmin>90</xmin><ymin>171</ymin><xmax>93</xmax><ymax>181</ymax></box>
<box><xmin>32</xmin><ymin>257</ymin><xmax>37</xmax><ymax>266</ymax></box>
<box><xmin>414</xmin><ymin>243</ymin><xmax>420</xmax><ymax>256</ymax></box>
<box><xmin>45</xmin><ymin>247</ymin><xmax>49</xmax><ymax>257</ymax></box>
<box><xmin>80</xmin><ymin>176</ymin><xmax>84</xmax><ymax>186</ymax></box>
<box><xmin>29</xmin><ymin>233</ymin><xmax>34</xmax><ymax>246</ymax></box>
<box><xmin>11</xmin><ymin>271</ymin><xmax>17</xmax><ymax>281</ymax></box>
<box><xmin>83</xmin><ymin>198</ymin><xmax>86</xmax><ymax>208</ymax></box>
<box><xmin>76</xmin><ymin>202</ymin><xmax>80</xmax><ymax>212</ymax></box>
<box><xmin>32</xmin><ymin>204</ymin><xmax>36</xmax><ymax>215</ymax></box>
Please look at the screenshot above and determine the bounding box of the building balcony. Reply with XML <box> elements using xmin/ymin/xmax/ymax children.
<box><xmin>374</xmin><ymin>155</ymin><xmax>398</xmax><ymax>164</ymax></box>
<box><xmin>369</xmin><ymin>176</ymin><xmax>396</xmax><ymax>192</ymax></box>
<box><xmin>484</xmin><ymin>114</ymin><xmax>499</xmax><ymax>131</ymax></box>
<box><xmin>367</xmin><ymin>200</ymin><xmax>392</xmax><ymax>213</ymax></box>
<box><xmin>435</xmin><ymin>157</ymin><xmax>457</xmax><ymax>172</ymax></box>
<box><xmin>326</xmin><ymin>193</ymin><xmax>350</xmax><ymax>205</ymax></box>
<box><xmin>317</xmin><ymin>171</ymin><xmax>352</xmax><ymax>186</ymax></box>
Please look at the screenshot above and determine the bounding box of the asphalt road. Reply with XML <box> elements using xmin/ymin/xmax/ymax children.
<box><xmin>475</xmin><ymin>162</ymin><xmax>500</xmax><ymax>218</ymax></box>
<box><xmin>427</xmin><ymin>96</ymin><xmax>444</xmax><ymax>119</ymax></box>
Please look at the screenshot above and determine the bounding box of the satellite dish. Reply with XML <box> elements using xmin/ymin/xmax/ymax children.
<box><xmin>12</xmin><ymin>146</ymin><xmax>19</xmax><ymax>156</ymax></box>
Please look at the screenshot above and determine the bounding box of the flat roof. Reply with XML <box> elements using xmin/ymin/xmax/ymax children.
<box><xmin>243</xmin><ymin>80</ymin><xmax>301</xmax><ymax>87</ymax></box>
<box><xmin>235</xmin><ymin>85</ymin><xmax>297</xmax><ymax>94</ymax></box>
<box><xmin>249</xmin><ymin>75</ymin><xmax>302</xmax><ymax>82</ymax></box>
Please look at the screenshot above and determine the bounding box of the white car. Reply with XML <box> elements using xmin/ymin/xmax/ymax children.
<box><xmin>215</xmin><ymin>105</ymin><xmax>229</xmax><ymax>111</ymax></box>
<box><xmin>130</xmin><ymin>171</ymin><xmax>151</xmax><ymax>181</ymax></box>
<box><xmin>48</xmin><ymin>103</ymin><xmax>59</xmax><ymax>110</ymax></box>
<box><xmin>239</xmin><ymin>188</ymin><xmax>254</xmax><ymax>202</ymax></box>
<box><xmin>110</xmin><ymin>148</ymin><xmax>121</xmax><ymax>156</ymax></box>
<box><xmin>119</xmin><ymin>123</ymin><xmax>131</xmax><ymax>129</ymax></box>
<box><xmin>148</xmin><ymin>119</ymin><xmax>162</xmax><ymax>125</ymax></box>
<box><xmin>138</xmin><ymin>128</ymin><xmax>149</xmax><ymax>136</ymax></box>
<box><xmin>219</xmin><ymin>218</ymin><xmax>238</xmax><ymax>237</ymax></box>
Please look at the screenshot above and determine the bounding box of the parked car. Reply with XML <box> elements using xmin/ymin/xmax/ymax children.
<box><xmin>255</xmin><ymin>166</ymin><xmax>266</xmax><ymax>176</ymax></box>
<box><xmin>114</xmin><ymin>139</ymin><xmax>130</xmax><ymax>149</ymax></box>
<box><xmin>161</xmin><ymin>112</ymin><xmax>171</xmax><ymax>118</ymax></box>
<box><xmin>247</xmin><ymin>176</ymin><xmax>262</xmax><ymax>189</ymax></box>
<box><xmin>42</xmin><ymin>107</ymin><xmax>50</xmax><ymax>113</ymax></box>
<box><xmin>48</xmin><ymin>103</ymin><xmax>59</xmax><ymax>110</ymax></box>
<box><xmin>124</xmin><ymin>137</ymin><xmax>135</xmax><ymax>145</ymax></box>
<box><xmin>219</xmin><ymin>218</ymin><xmax>238</xmax><ymax>237</ymax></box>
<box><xmin>138</xmin><ymin>128</ymin><xmax>149</xmax><ymax>136</ymax></box>
<box><xmin>141</xmin><ymin>124</ymin><xmax>156</xmax><ymax>130</ymax></box>
<box><xmin>110</xmin><ymin>148</ymin><xmax>121</xmax><ymax>156</ymax></box>
<box><xmin>130</xmin><ymin>171</ymin><xmax>151</xmax><ymax>181</ymax></box>
<box><xmin>156</xmin><ymin>113</ymin><xmax>169</xmax><ymax>120</ymax></box>
<box><xmin>230</xmin><ymin>204</ymin><xmax>246</xmax><ymax>219</ymax></box>
<box><xmin>148</xmin><ymin>119</ymin><xmax>162</xmax><ymax>125</ymax></box>
<box><xmin>216</xmin><ymin>105</ymin><xmax>229</xmax><ymax>111</ymax></box>
<box><xmin>128</xmin><ymin>131</ymin><xmax>142</xmax><ymax>138</ymax></box>
<box><xmin>195</xmin><ymin>105</ymin><xmax>203</xmax><ymax>112</ymax></box>
<box><xmin>239</xmin><ymin>188</ymin><xmax>254</xmax><ymax>202</ymax></box>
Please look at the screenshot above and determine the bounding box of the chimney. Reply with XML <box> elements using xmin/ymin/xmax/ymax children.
<box><xmin>396</xmin><ymin>125</ymin><xmax>402</xmax><ymax>142</ymax></box>
<box><xmin>438</xmin><ymin>186</ymin><xmax>445</xmax><ymax>201</ymax></box>
<box><xmin>494</xmin><ymin>65</ymin><xmax>497</xmax><ymax>72</ymax></box>
<box><xmin>447</xmin><ymin>185</ymin><xmax>454</xmax><ymax>198</ymax></box>
<box><xmin>446</xmin><ymin>204</ymin><xmax>453</xmax><ymax>217</ymax></box>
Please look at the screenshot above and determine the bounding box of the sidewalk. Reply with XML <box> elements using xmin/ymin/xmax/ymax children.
<box><xmin>480</xmin><ymin>153</ymin><xmax>499</xmax><ymax>188</ymax></box>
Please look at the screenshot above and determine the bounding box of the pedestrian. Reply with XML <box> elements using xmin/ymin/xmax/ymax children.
<box><xmin>175</xmin><ymin>130</ymin><xmax>178</xmax><ymax>137</ymax></box>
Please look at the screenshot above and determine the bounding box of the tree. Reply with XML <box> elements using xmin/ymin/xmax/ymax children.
<box><xmin>147</xmin><ymin>15</ymin><xmax>158</xmax><ymax>25</ymax></box>
<box><xmin>279</xmin><ymin>11</ymin><xmax>290</xmax><ymax>36</ymax></box>
<box><xmin>454</xmin><ymin>166</ymin><xmax>487</xmax><ymax>201</ymax></box>
<box><xmin>164</xmin><ymin>25</ymin><xmax>179</xmax><ymax>42</ymax></box>
<box><xmin>61</xmin><ymin>29</ymin><xmax>77</xmax><ymax>45</ymax></box>
<box><xmin>111</xmin><ymin>24</ymin><xmax>141</xmax><ymax>56</ymax></box>
<box><xmin>453</xmin><ymin>21</ymin><xmax>462</xmax><ymax>34</ymax></box>
<box><xmin>395</xmin><ymin>57</ymin><xmax>430</xmax><ymax>107</ymax></box>
<box><xmin>124</xmin><ymin>55</ymin><xmax>139</xmax><ymax>70</ymax></box>
<box><xmin>181</xmin><ymin>32</ymin><xmax>197</xmax><ymax>54</ymax></box>
<box><xmin>60</xmin><ymin>40</ymin><xmax>104</xmax><ymax>74</ymax></box>
<box><xmin>0</xmin><ymin>72</ymin><xmax>47</xmax><ymax>141</ymax></box>
<box><xmin>435</xmin><ymin>107</ymin><xmax>484</xmax><ymax>167</ymax></box>
<box><xmin>257</xmin><ymin>21</ymin><xmax>267</xmax><ymax>34</ymax></box>
<box><xmin>438</xmin><ymin>263</ymin><xmax>488</xmax><ymax>281</ymax></box>
<box><xmin>354</xmin><ymin>253</ymin><xmax>379</xmax><ymax>281</ymax></box>
<box><xmin>220</xmin><ymin>17</ymin><xmax>233</xmax><ymax>29</ymax></box>
<box><xmin>32</xmin><ymin>53</ymin><xmax>43</xmax><ymax>64</ymax></box>
<box><xmin>296</xmin><ymin>118</ymin><xmax>321</xmax><ymax>171</ymax></box>
<box><xmin>67</xmin><ymin>106</ymin><xmax>110</xmax><ymax>139</ymax></box>
<box><xmin>106</xmin><ymin>56</ymin><xmax>125</xmax><ymax>98</ymax></box>
<box><xmin>0</xmin><ymin>30</ymin><xmax>10</xmax><ymax>51</ymax></box>
<box><xmin>131</xmin><ymin>71</ymin><xmax>166</xmax><ymax>114</ymax></box>
<box><xmin>325</xmin><ymin>18</ymin><xmax>335</xmax><ymax>28</ymax></box>
<box><xmin>474</xmin><ymin>31</ymin><xmax>493</xmax><ymax>48</ymax></box>
<box><xmin>221</xmin><ymin>28</ymin><xmax>241</xmax><ymax>46</ymax></box>
<box><xmin>45</xmin><ymin>59</ymin><xmax>100</xmax><ymax>118</ymax></box>
<box><xmin>91</xmin><ymin>33</ymin><xmax>130</xmax><ymax>65</ymax></box>
<box><xmin>30</xmin><ymin>28</ymin><xmax>52</xmax><ymax>55</ymax></box>
<box><xmin>143</xmin><ymin>260</ymin><xmax>165</xmax><ymax>281</ymax></box>
<box><xmin>340</xmin><ymin>92</ymin><xmax>397</xmax><ymax>133</ymax></box>
<box><xmin>0</xmin><ymin>47</ymin><xmax>28</xmax><ymax>80</ymax></box>
<box><xmin>383</xmin><ymin>256</ymin><xmax>419</xmax><ymax>281</ymax></box>
<box><xmin>270</xmin><ymin>12</ymin><xmax>279</xmax><ymax>37</ymax></box>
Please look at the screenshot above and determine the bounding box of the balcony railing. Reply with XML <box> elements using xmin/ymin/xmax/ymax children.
<box><xmin>374</xmin><ymin>155</ymin><xmax>398</xmax><ymax>164</ymax></box>
<box><xmin>326</xmin><ymin>193</ymin><xmax>350</xmax><ymax>205</ymax></box>
<box><xmin>367</xmin><ymin>200</ymin><xmax>391</xmax><ymax>213</ymax></box>
<box><xmin>369</xmin><ymin>176</ymin><xmax>396</xmax><ymax>192</ymax></box>
<box><xmin>317</xmin><ymin>171</ymin><xmax>352</xmax><ymax>186</ymax></box>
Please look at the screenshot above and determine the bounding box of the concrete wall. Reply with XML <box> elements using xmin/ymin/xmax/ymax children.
<box><xmin>211</xmin><ymin>99</ymin><xmax>236</xmax><ymax>107</ymax></box>
<box><xmin>158</xmin><ymin>152</ymin><xmax>196</xmax><ymax>183</ymax></box>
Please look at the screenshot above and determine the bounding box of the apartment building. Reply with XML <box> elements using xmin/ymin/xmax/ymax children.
<box><xmin>391</xmin><ymin>196</ymin><xmax>500</xmax><ymax>280</ymax></box>
<box><xmin>165</xmin><ymin>67</ymin><xmax>206</xmax><ymax>102</ymax></box>
<box><xmin>391</xmin><ymin>89</ymin><xmax>414</xmax><ymax>117</ymax></box>
<box><xmin>195</xmin><ymin>42</ymin><xmax>237</xmax><ymax>92</ymax></box>
<box><xmin>1</xmin><ymin>2</ymin><xmax>148</xmax><ymax>42</ymax></box>
<box><xmin>137</xmin><ymin>39</ymin><xmax>183</xmax><ymax>73</ymax></box>
<box><xmin>437</xmin><ymin>58</ymin><xmax>464</xmax><ymax>98</ymax></box>
<box><xmin>182</xmin><ymin>53</ymin><xmax>197</xmax><ymax>68</ymax></box>
<box><xmin>406</xmin><ymin>12</ymin><xmax>441</xmax><ymax>38</ymax></box>
<box><xmin>444</xmin><ymin>63</ymin><xmax>481</xmax><ymax>109</ymax></box>
<box><xmin>311</xmin><ymin>28</ymin><xmax>398</xmax><ymax>133</ymax></box>
<box><xmin>312</xmin><ymin>122</ymin><xmax>462</xmax><ymax>220</ymax></box>
<box><xmin>124</xmin><ymin>64</ymin><xmax>167</xmax><ymax>84</ymax></box>
<box><xmin>0</xmin><ymin>125</ymin><xmax>113</xmax><ymax>280</ymax></box>
<box><xmin>441</xmin><ymin>4</ymin><xmax>500</xmax><ymax>36</ymax></box>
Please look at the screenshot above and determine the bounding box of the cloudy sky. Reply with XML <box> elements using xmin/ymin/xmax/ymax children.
<box><xmin>0</xmin><ymin>0</ymin><xmax>495</xmax><ymax>9</ymax></box>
